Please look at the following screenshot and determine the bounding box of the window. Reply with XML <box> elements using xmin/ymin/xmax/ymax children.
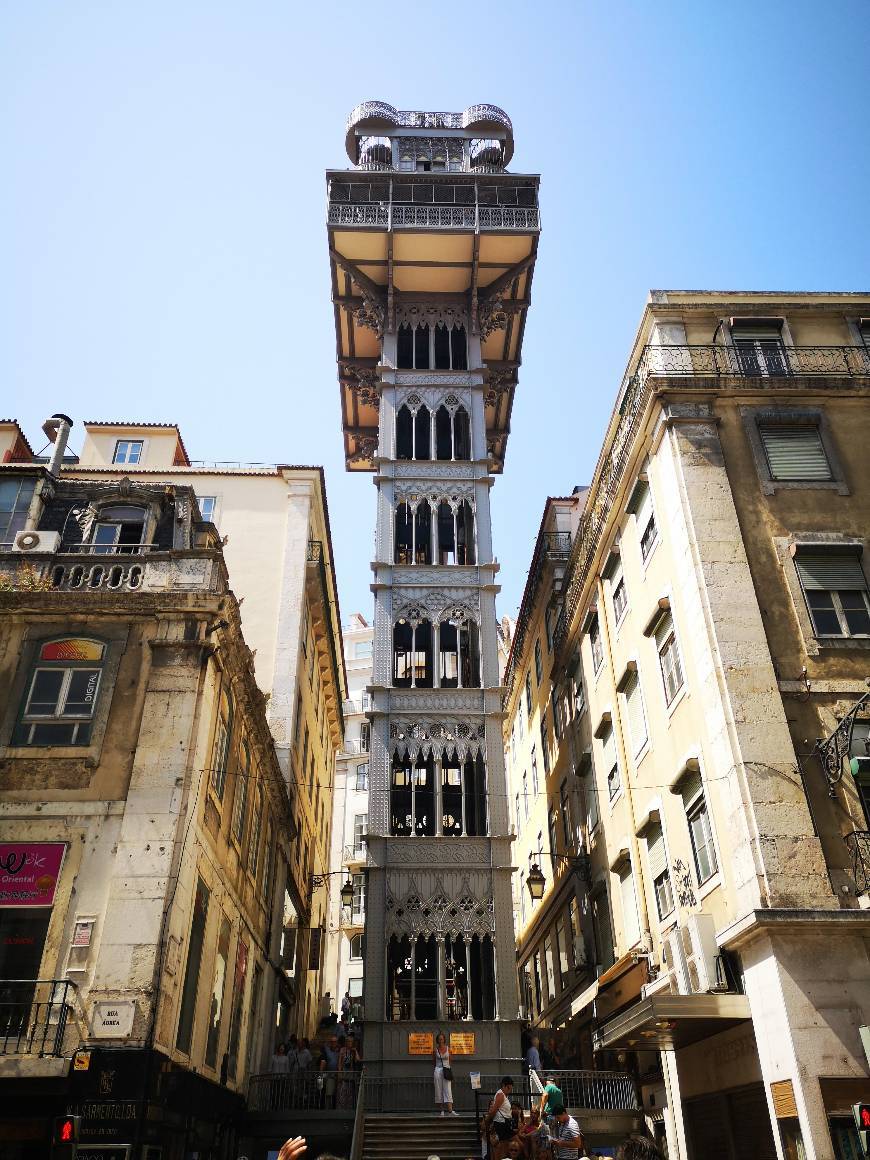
<box><xmin>758</xmin><ymin>424</ymin><xmax>832</xmax><ymax>482</ymax></box>
<box><xmin>518</xmin><ymin>701</ymin><xmax>525</xmax><ymax>739</ymax></box>
<box><xmin>522</xmin><ymin>772</ymin><xmax>530</xmax><ymax>820</ymax></box>
<box><xmin>656</xmin><ymin>614</ymin><xmax>684</xmax><ymax>705</ymax></box>
<box><xmin>515</xmin><ymin>793</ymin><xmax>521</xmax><ymax>833</ymax></box>
<box><xmin>548</xmin><ymin>805</ymin><xmax>558</xmax><ymax>865</ymax></box>
<box><xmin>629</xmin><ymin>480</ymin><xmax>658</xmax><ymax>562</ymax></box>
<box><xmin>569</xmin><ymin>896</ymin><xmax>585</xmax><ymax>967</ymax></box>
<box><xmin>732</xmin><ymin>321</ymin><xmax>787</xmax><ymax>376</ymax></box>
<box><xmin>618</xmin><ymin>864</ymin><xmax>641</xmax><ymax>949</ymax></box>
<box><xmin>205</xmin><ymin>914</ymin><xmax>231</xmax><ymax>1068</ymax></box>
<box><xmin>210</xmin><ymin>690</ymin><xmax>233</xmax><ymax>800</ymax></box>
<box><xmin>360</xmin><ymin>722</ymin><xmax>371</xmax><ymax>752</ymax></box>
<box><xmin>176</xmin><ymin>876</ymin><xmax>210</xmax><ymax>1053</ymax></box>
<box><xmin>355</xmin><ymin>763</ymin><xmax>369</xmax><ymax>791</ymax></box>
<box><xmin>390</xmin><ymin>753</ymin><xmax>435</xmax><ymax>836</ymax></box>
<box><xmin>613</xmin><ymin>572</ymin><xmax>628</xmax><ymax>623</ymax></box>
<box><xmin>682</xmin><ymin>771</ymin><xmax>718</xmax><ymax>884</ymax></box>
<box><xmin>438</xmin><ymin>617</ymin><xmax>481</xmax><ymax>688</ymax></box>
<box><xmin>646</xmin><ymin>823</ymin><xmax>674</xmax><ymax>920</ymax></box>
<box><xmin>622</xmin><ymin>670</ymin><xmax>648</xmax><ymax>754</ymax></box>
<box><xmin>531</xmin><ymin>748</ymin><xmax>539</xmax><ymax>796</ymax></box>
<box><xmin>518</xmin><ymin>872</ymin><xmax>526</xmax><ymax>925</ymax></box>
<box><xmin>353</xmin><ymin>813</ymin><xmax>368</xmax><ymax>853</ymax></box>
<box><xmin>231</xmin><ymin>741</ymin><xmax>250</xmax><ymax>842</ymax></box>
<box><xmin>0</xmin><ymin>477</ymin><xmax>36</xmax><ymax>543</ymax></box>
<box><xmin>589</xmin><ymin>614</ymin><xmax>603</xmax><ymax>673</ymax></box>
<box><xmin>584</xmin><ymin>757</ymin><xmax>599</xmax><ymax>831</ymax></box>
<box><xmin>600</xmin><ymin>724</ymin><xmax>620</xmax><ymax>800</ymax></box>
<box><xmin>544</xmin><ymin>936</ymin><xmax>557</xmax><ymax>1001</ymax></box>
<box><xmin>795</xmin><ymin>549</ymin><xmax>870</xmax><ymax>637</ymax></box>
<box><xmin>92</xmin><ymin>505</ymin><xmax>147</xmax><ymax>553</ymax></box>
<box><xmin>350</xmin><ymin>933</ymin><xmax>363</xmax><ymax>960</ymax></box>
<box><xmin>351</xmin><ymin>872</ymin><xmax>366</xmax><ymax>918</ymax></box>
<box><xmin>525</xmin><ymin>672</ymin><xmax>533</xmax><ymax>713</ymax></box>
<box><xmin>112</xmin><ymin>439</ymin><xmax>143</xmax><ymax>465</ymax></box>
<box><xmin>560</xmin><ymin>780</ymin><xmax>571</xmax><ymax>849</ymax></box>
<box><xmin>248</xmin><ymin>790</ymin><xmax>263</xmax><ymax>880</ymax></box>
<box><xmin>197</xmin><ymin>495</ymin><xmax>218</xmax><ymax>522</ymax></box>
<box><xmin>534</xmin><ymin>639</ymin><xmax>543</xmax><ymax>685</ymax></box>
<box><xmin>540</xmin><ymin>720</ymin><xmax>550</xmax><ymax>775</ymax></box>
<box><xmin>545</xmin><ymin>608</ymin><xmax>554</xmax><ymax>652</ymax></box>
<box><xmin>355</xmin><ymin>639</ymin><xmax>373</xmax><ymax>658</ymax></box>
<box><xmin>510</xmin><ymin>724</ymin><xmax>516</xmax><ymax>764</ymax></box>
<box><xmin>555</xmin><ymin>917</ymin><xmax>570</xmax><ymax>983</ymax></box>
<box><xmin>14</xmin><ymin>638</ymin><xmax>105</xmax><ymax>746</ymax></box>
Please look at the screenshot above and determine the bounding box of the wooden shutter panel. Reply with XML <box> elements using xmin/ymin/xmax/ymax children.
<box><xmin>624</xmin><ymin>672</ymin><xmax>647</xmax><ymax>752</ymax></box>
<box><xmin>795</xmin><ymin>551</ymin><xmax>867</xmax><ymax>591</ymax></box>
<box><xmin>680</xmin><ymin>769</ymin><xmax>703</xmax><ymax>805</ymax></box>
<box><xmin>759</xmin><ymin>425</ymin><xmax>832</xmax><ymax>481</ymax></box>
<box><xmin>647</xmin><ymin>823</ymin><xmax>667</xmax><ymax>880</ymax></box>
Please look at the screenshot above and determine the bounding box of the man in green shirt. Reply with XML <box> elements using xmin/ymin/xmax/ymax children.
<box><xmin>540</xmin><ymin>1075</ymin><xmax>564</xmax><ymax>1123</ymax></box>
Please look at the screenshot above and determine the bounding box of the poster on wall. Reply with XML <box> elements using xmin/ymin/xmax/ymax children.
<box><xmin>0</xmin><ymin>842</ymin><xmax>67</xmax><ymax>907</ymax></box>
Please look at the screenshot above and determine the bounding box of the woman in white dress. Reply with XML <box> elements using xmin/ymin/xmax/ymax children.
<box><xmin>433</xmin><ymin>1032</ymin><xmax>458</xmax><ymax>1115</ymax></box>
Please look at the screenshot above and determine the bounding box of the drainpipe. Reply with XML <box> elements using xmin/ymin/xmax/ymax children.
<box><xmin>25</xmin><ymin>413</ymin><xmax>74</xmax><ymax>531</ymax></box>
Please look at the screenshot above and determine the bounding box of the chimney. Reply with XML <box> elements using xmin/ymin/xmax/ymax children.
<box><xmin>42</xmin><ymin>414</ymin><xmax>74</xmax><ymax>477</ymax></box>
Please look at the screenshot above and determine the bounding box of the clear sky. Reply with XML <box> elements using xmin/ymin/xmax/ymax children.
<box><xmin>3</xmin><ymin>1</ymin><xmax>869</xmax><ymax>626</ymax></box>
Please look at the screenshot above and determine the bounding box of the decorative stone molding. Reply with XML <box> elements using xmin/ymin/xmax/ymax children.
<box><xmin>385</xmin><ymin>838</ymin><xmax>491</xmax><ymax>865</ymax></box>
<box><xmin>396</xmin><ymin>386</ymin><xmax>473</xmax><ymax>412</ymax></box>
<box><xmin>391</xmin><ymin>566</ymin><xmax>480</xmax><ymax>586</ymax></box>
<box><xmin>394</xmin><ymin>463</ymin><xmax>477</xmax><ymax>480</ymax></box>
<box><xmin>478</xmin><ymin>296</ymin><xmax>508</xmax><ymax>339</ymax></box>
<box><xmin>395</xmin><ymin>372</ymin><xmax>476</xmax><ymax>387</ymax></box>
<box><xmin>393</xmin><ymin>482</ymin><xmax>475</xmax><ymax>506</ymax></box>
<box><xmin>389</xmin><ymin>690</ymin><xmax>484</xmax><ymax>713</ymax></box>
<box><xmin>396</xmin><ymin>303</ymin><xmax>468</xmax><ymax>330</ymax></box>
<box><xmin>392</xmin><ymin>588</ymin><xmax>480</xmax><ymax>624</ymax></box>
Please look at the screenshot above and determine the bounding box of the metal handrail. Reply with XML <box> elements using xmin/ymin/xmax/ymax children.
<box><xmin>637</xmin><ymin>343</ymin><xmax>870</xmax><ymax>381</ymax></box>
<box><xmin>350</xmin><ymin>1066</ymin><xmax>366</xmax><ymax>1160</ymax></box>
<box><xmin>846</xmin><ymin>830</ymin><xmax>870</xmax><ymax>894</ymax></box>
<box><xmin>248</xmin><ymin>1068</ymin><xmax>362</xmax><ymax>1112</ymax></box>
<box><xmin>0</xmin><ymin>978</ymin><xmax>76</xmax><ymax>1057</ymax></box>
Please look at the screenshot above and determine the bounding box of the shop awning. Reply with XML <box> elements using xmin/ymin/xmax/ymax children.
<box><xmin>592</xmin><ymin>992</ymin><xmax>752</xmax><ymax>1052</ymax></box>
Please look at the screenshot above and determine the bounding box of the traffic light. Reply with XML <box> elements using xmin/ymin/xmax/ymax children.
<box><xmin>52</xmin><ymin>1115</ymin><xmax>80</xmax><ymax>1156</ymax></box>
<box><xmin>852</xmin><ymin>1103</ymin><xmax>870</xmax><ymax>1156</ymax></box>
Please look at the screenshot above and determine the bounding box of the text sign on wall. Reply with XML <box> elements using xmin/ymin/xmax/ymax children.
<box><xmin>408</xmin><ymin>1033</ymin><xmax>434</xmax><ymax>1055</ymax></box>
<box><xmin>450</xmin><ymin>1032</ymin><xmax>476</xmax><ymax>1055</ymax></box>
<box><xmin>91</xmin><ymin>1000</ymin><xmax>136</xmax><ymax>1039</ymax></box>
<box><xmin>0</xmin><ymin>842</ymin><xmax>67</xmax><ymax>907</ymax></box>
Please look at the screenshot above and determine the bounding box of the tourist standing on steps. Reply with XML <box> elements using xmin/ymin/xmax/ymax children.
<box><xmin>434</xmin><ymin>1031</ymin><xmax>458</xmax><ymax>1116</ymax></box>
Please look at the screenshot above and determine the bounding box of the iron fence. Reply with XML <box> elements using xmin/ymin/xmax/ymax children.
<box><xmin>248</xmin><ymin>1068</ymin><xmax>362</xmax><ymax>1112</ymax></box>
<box><xmin>846</xmin><ymin>831</ymin><xmax>870</xmax><ymax>895</ymax></box>
<box><xmin>0</xmin><ymin>979</ymin><xmax>75</xmax><ymax>1057</ymax></box>
<box><xmin>637</xmin><ymin>343</ymin><xmax>870</xmax><ymax>381</ymax></box>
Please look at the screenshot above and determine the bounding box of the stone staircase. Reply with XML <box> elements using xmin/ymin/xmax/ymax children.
<box><xmin>361</xmin><ymin>1112</ymin><xmax>481</xmax><ymax>1160</ymax></box>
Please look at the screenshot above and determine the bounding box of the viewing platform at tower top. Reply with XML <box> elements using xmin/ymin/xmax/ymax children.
<box><xmin>326</xmin><ymin>100</ymin><xmax>540</xmax><ymax>473</ymax></box>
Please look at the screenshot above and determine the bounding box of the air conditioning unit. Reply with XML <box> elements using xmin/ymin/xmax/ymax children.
<box><xmin>680</xmin><ymin>913</ymin><xmax>720</xmax><ymax>993</ymax></box>
<box><xmin>13</xmin><ymin>530</ymin><xmax>61</xmax><ymax>553</ymax></box>
<box><xmin>665</xmin><ymin>927</ymin><xmax>691</xmax><ymax>996</ymax></box>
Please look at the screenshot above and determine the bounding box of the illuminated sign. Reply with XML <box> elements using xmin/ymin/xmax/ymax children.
<box><xmin>0</xmin><ymin>842</ymin><xmax>67</xmax><ymax>907</ymax></box>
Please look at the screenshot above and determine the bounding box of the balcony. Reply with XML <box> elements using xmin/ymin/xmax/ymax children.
<box><xmin>0</xmin><ymin>979</ymin><xmax>76</xmax><ymax>1059</ymax></box>
<box><xmin>327</xmin><ymin>203</ymin><xmax>540</xmax><ymax>232</ymax></box>
<box><xmin>341</xmin><ymin>738</ymin><xmax>369</xmax><ymax>755</ymax></box>
<box><xmin>846</xmin><ymin>831</ymin><xmax>870</xmax><ymax>894</ymax></box>
<box><xmin>637</xmin><ymin>343</ymin><xmax>870</xmax><ymax>383</ymax></box>
<box><xmin>0</xmin><ymin>542</ymin><xmax>227</xmax><ymax>595</ymax></box>
<box><xmin>343</xmin><ymin>844</ymin><xmax>367</xmax><ymax>867</ymax></box>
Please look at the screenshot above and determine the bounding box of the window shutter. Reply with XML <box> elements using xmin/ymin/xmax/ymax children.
<box><xmin>680</xmin><ymin>769</ymin><xmax>703</xmax><ymax>806</ymax></box>
<box><xmin>732</xmin><ymin>325</ymin><xmax>782</xmax><ymax>341</ymax></box>
<box><xmin>601</xmin><ymin>726</ymin><xmax>616</xmax><ymax>771</ymax></box>
<box><xmin>654</xmin><ymin>612</ymin><xmax>674</xmax><ymax>651</ymax></box>
<box><xmin>647</xmin><ymin>823</ymin><xmax>667</xmax><ymax>880</ymax></box>
<box><xmin>758</xmin><ymin>425</ymin><xmax>832</xmax><ymax>481</ymax></box>
<box><xmin>627</xmin><ymin>479</ymin><xmax>650</xmax><ymax>518</ymax></box>
<box><xmin>795</xmin><ymin>550</ymin><xmax>867</xmax><ymax>592</ymax></box>
<box><xmin>619</xmin><ymin>866</ymin><xmax>641</xmax><ymax>948</ymax></box>
<box><xmin>624</xmin><ymin>672</ymin><xmax>647</xmax><ymax>753</ymax></box>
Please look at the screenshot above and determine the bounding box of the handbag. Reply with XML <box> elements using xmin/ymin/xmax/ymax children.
<box><xmin>438</xmin><ymin>1050</ymin><xmax>453</xmax><ymax>1082</ymax></box>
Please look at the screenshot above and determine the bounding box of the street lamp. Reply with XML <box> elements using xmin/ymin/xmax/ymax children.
<box><xmin>525</xmin><ymin>851</ymin><xmax>590</xmax><ymax>902</ymax></box>
<box><xmin>309</xmin><ymin>870</ymin><xmax>356</xmax><ymax>909</ymax></box>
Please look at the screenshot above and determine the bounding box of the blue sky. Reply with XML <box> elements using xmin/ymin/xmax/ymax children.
<box><xmin>3</xmin><ymin>1</ymin><xmax>869</xmax><ymax>625</ymax></box>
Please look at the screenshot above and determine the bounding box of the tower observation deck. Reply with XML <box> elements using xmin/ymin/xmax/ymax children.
<box><xmin>325</xmin><ymin>102</ymin><xmax>540</xmax><ymax>1075</ymax></box>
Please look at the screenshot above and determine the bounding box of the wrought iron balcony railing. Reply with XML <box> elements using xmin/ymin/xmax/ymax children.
<box><xmin>503</xmin><ymin>530</ymin><xmax>572</xmax><ymax>705</ymax></box>
<box><xmin>327</xmin><ymin>203</ymin><xmax>540</xmax><ymax>232</ymax></box>
<box><xmin>845</xmin><ymin>831</ymin><xmax>870</xmax><ymax>895</ymax></box>
<box><xmin>0</xmin><ymin>979</ymin><xmax>75</xmax><ymax>1057</ymax></box>
<box><xmin>637</xmin><ymin>343</ymin><xmax>870</xmax><ymax>382</ymax></box>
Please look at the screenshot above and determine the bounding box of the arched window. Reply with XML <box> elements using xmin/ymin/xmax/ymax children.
<box><xmin>395</xmin><ymin>503</ymin><xmax>413</xmax><ymax>565</ymax></box>
<box><xmin>391</xmin><ymin>752</ymin><xmax>435</xmax><ymax>836</ymax></box>
<box><xmin>396</xmin><ymin>323</ymin><xmax>431</xmax><ymax>369</ymax></box>
<box><xmin>414</xmin><ymin>502</ymin><xmax>432</xmax><ymax>564</ymax></box>
<box><xmin>451</xmin><ymin>325</ymin><xmax>467</xmax><ymax>370</ymax></box>
<box><xmin>13</xmin><ymin>637</ymin><xmax>106</xmax><ymax>746</ymax></box>
<box><xmin>456</xmin><ymin>500</ymin><xmax>475</xmax><ymax>565</ymax></box>
<box><xmin>441</xmin><ymin>754</ymin><xmax>488</xmax><ymax>837</ymax></box>
<box><xmin>468</xmin><ymin>935</ymin><xmax>497</xmax><ymax>1020</ymax></box>
<box><xmin>414</xmin><ymin>406</ymin><xmax>431</xmax><ymax>459</ymax></box>
<box><xmin>437</xmin><ymin>501</ymin><xmax>455</xmax><ymax>565</ymax></box>
<box><xmin>397</xmin><ymin>324</ymin><xmax>414</xmax><ymax>369</ymax></box>
<box><xmin>393</xmin><ymin>619</ymin><xmax>433</xmax><ymax>688</ymax></box>
<box><xmin>454</xmin><ymin>406</ymin><xmax>471</xmax><ymax>460</ymax></box>
<box><xmin>414</xmin><ymin>325</ymin><xmax>430</xmax><ymax>369</ymax></box>
<box><xmin>435</xmin><ymin>406</ymin><xmax>452</xmax><ymax>461</ymax></box>
<box><xmin>386</xmin><ymin>931</ymin><xmax>495</xmax><ymax>1020</ymax></box>
<box><xmin>92</xmin><ymin>505</ymin><xmax>147</xmax><ymax>553</ymax></box>
<box><xmin>396</xmin><ymin>406</ymin><xmax>413</xmax><ymax>459</ymax></box>
<box><xmin>438</xmin><ymin>619</ymin><xmax>481</xmax><ymax>688</ymax></box>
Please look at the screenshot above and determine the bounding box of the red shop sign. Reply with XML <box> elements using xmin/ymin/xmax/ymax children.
<box><xmin>0</xmin><ymin>842</ymin><xmax>67</xmax><ymax>907</ymax></box>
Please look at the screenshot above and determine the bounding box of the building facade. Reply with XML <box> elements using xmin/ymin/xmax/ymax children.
<box><xmin>55</xmin><ymin>418</ymin><xmax>348</xmax><ymax>1040</ymax></box>
<box><xmin>0</xmin><ymin>465</ymin><xmax>293</xmax><ymax>1158</ymax></box>
<box><xmin>324</xmin><ymin>613</ymin><xmax>373</xmax><ymax>1017</ymax></box>
<box><xmin>325</xmin><ymin>102</ymin><xmax>540</xmax><ymax>1072</ymax></box>
<box><xmin>507</xmin><ymin>293</ymin><xmax>870</xmax><ymax>1160</ymax></box>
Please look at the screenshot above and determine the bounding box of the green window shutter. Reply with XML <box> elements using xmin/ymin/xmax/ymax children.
<box><xmin>759</xmin><ymin>425</ymin><xmax>832</xmax><ymax>481</ymax></box>
<box><xmin>647</xmin><ymin>823</ymin><xmax>667</xmax><ymax>880</ymax></box>
<box><xmin>795</xmin><ymin>551</ymin><xmax>867</xmax><ymax>592</ymax></box>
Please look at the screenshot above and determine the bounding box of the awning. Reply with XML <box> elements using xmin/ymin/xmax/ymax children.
<box><xmin>570</xmin><ymin>978</ymin><xmax>600</xmax><ymax>1018</ymax></box>
<box><xmin>592</xmin><ymin>992</ymin><xmax>752</xmax><ymax>1052</ymax></box>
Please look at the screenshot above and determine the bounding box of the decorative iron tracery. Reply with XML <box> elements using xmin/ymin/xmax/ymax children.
<box><xmin>814</xmin><ymin>688</ymin><xmax>870</xmax><ymax>795</ymax></box>
<box><xmin>389</xmin><ymin>718</ymin><xmax>487</xmax><ymax>761</ymax></box>
<box><xmin>385</xmin><ymin>872</ymin><xmax>495</xmax><ymax>939</ymax></box>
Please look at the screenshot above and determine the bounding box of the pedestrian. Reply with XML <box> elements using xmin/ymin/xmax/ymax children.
<box><xmin>538</xmin><ymin>1075</ymin><xmax>563</xmax><ymax>1128</ymax></box>
<box><xmin>286</xmin><ymin>1034</ymin><xmax>300</xmax><ymax>1070</ymax></box>
<box><xmin>296</xmin><ymin>1037</ymin><xmax>313</xmax><ymax>1070</ymax></box>
<box><xmin>271</xmin><ymin>1043</ymin><xmax>291</xmax><ymax>1073</ymax></box>
<box><xmin>434</xmin><ymin>1031</ymin><xmax>458</xmax><ymax>1116</ymax></box>
<box><xmin>341</xmin><ymin>990</ymin><xmax>352</xmax><ymax>1019</ymax></box>
<box><xmin>320</xmin><ymin>1033</ymin><xmax>340</xmax><ymax>1108</ymax></box>
<box><xmin>525</xmin><ymin>1037</ymin><xmax>542</xmax><ymax>1073</ymax></box>
<box><xmin>615</xmin><ymin>1136</ymin><xmax>663</xmax><ymax>1160</ymax></box>
<box><xmin>337</xmin><ymin>1034</ymin><xmax>360</xmax><ymax>1109</ymax></box>
<box><xmin>550</xmin><ymin>1103</ymin><xmax>587</xmax><ymax>1158</ymax></box>
<box><xmin>485</xmin><ymin>1076</ymin><xmax>515</xmax><ymax>1149</ymax></box>
<box><xmin>270</xmin><ymin>1042</ymin><xmax>291</xmax><ymax>1112</ymax></box>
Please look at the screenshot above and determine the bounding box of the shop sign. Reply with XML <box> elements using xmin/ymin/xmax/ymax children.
<box><xmin>449</xmin><ymin>1032</ymin><xmax>476</xmax><ymax>1055</ymax></box>
<box><xmin>76</xmin><ymin>1147</ymin><xmax>131</xmax><ymax>1160</ymax></box>
<box><xmin>0</xmin><ymin>841</ymin><xmax>67</xmax><ymax>907</ymax></box>
<box><xmin>408</xmin><ymin>1032</ymin><xmax>434</xmax><ymax>1054</ymax></box>
<box><xmin>91</xmin><ymin>1000</ymin><xmax>136</xmax><ymax>1039</ymax></box>
<box><xmin>74</xmin><ymin>1050</ymin><xmax>93</xmax><ymax>1071</ymax></box>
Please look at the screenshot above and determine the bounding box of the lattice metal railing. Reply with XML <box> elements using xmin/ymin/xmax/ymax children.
<box><xmin>845</xmin><ymin>831</ymin><xmax>870</xmax><ymax>895</ymax></box>
<box><xmin>637</xmin><ymin>343</ymin><xmax>870</xmax><ymax>380</ymax></box>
